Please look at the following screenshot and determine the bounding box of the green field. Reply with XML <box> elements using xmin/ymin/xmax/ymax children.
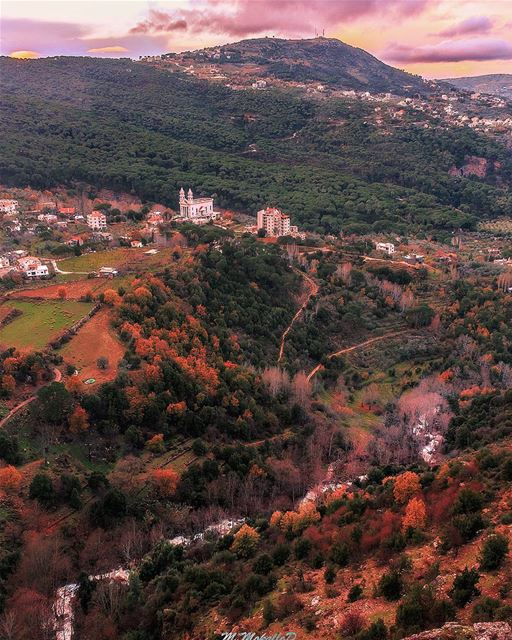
<box><xmin>57</xmin><ymin>248</ymin><xmax>136</xmax><ymax>272</ymax></box>
<box><xmin>0</xmin><ymin>299</ymin><xmax>93</xmax><ymax>350</ymax></box>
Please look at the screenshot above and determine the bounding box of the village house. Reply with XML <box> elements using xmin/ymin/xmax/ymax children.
<box><xmin>375</xmin><ymin>242</ymin><xmax>395</xmax><ymax>255</ymax></box>
<box><xmin>66</xmin><ymin>235</ymin><xmax>85</xmax><ymax>247</ymax></box>
<box><xmin>0</xmin><ymin>256</ymin><xmax>10</xmax><ymax>269</ymax></box>
<box><xmin>404</xmin><ymin>253</ymin><xmax>425</xmax><ymax>265</ymax></box>
<box><xmin>130</xmin><ymin>240</ymin><xmax>143</xmax><ymax>248</ymax></box>
<box><xmin>58</xmin><ymin>206</ymin><xmax>76</xmax><ymax>216</ymax></box>
<box><xmin>25</xmin><ymin>264</ymin><xmax>49</xmax><ymax>279</ymax></box>
<box><xmin>17</xmin><ymin>256</ymin><xmax>41</xmax><ymax>271</ymax></box>
<box><xmin>179</xmin><ymin>188</ymin><xmax>220</xmax><ymax>222</ymax></box>
<box><xmin>37</xmin><ymin>213</ymin><xmax>58</xmax><ymax>224</ymax></box>
<box><xmin>87</xmin><ymin>210</ymin><xmax>107</xmax><ymax>230</ymax></box>
<box><xmin>0</xmin><ymin>199</ymin><xmax>18</xmax><ymax>214</ymax></box>
<box><xmin>99</xmin><ymin>266</ymin><xmax>118</xmax><ymax>278</ymax></box>
<box><xmin>146</xmin><ymin>211</ymin><xmax>164</xmax><ymax>228</ymax></box>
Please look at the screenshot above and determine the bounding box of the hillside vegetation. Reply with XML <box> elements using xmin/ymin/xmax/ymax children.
<box><xmin>1</xmin><ymin>55</ymin><xmax>512</xmax><ymax>233</ymax></box>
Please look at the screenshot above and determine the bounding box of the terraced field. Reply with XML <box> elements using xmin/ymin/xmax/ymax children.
<box><xmin>0</xmin><ymin>299</ymin><xmax>93</xmax><ymax>351</ymax></box>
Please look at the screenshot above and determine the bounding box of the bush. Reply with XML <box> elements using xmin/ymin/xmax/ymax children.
<box><xmin>472</xmin><ymin>596</ymin><xmax>501</xmax><ymax>622</ymax></box>
<box><xmin>479</xmin><ymin>534</ymin><xmax>509</xmax><ymax>571</ymax></box>
<box><xmin>347</xmin><ymin>584</ymin><xmax>363</xmax><ymax>602</ymax></box>
<box><xmin>29</xmin><ymin>473</ymin><xmax>55</xmax><ymax>507</ymax></box>
<box><xmin>330</xmin><ymin>542</ymin><xmax>349</xmax><ymax>566</ymax></box>
<box><xmin>356</xmin><ymin>619</ymin><xmax>388</xmax><ymax>640</ymax></box>
<box><xmin>294</xmin><ymin>538</ymin><xmax>311</xmax><ymax>560</ymax></box>
<box><xmin>378</xmin><ymin>570</ymin><xmax>402</xmax><ymax>601</ymax></box>
<box><xmin>324</xmin><ymin>565</ymin><xmax>336</xmax><ymax>584</ymax></box>
<box><xmin>449</xmin><ymin>567</ymin><xmax>480</xmax><ymax>607</ymax></box>
<box><xmin>272</xmin><ymin>543</ymin><xmax>290</xmax><ymax>566</ymax></box>
<box><xmin>252</xmin><ymin>554</ymin><xmax>273</xmax><ymax>575</ymax></box>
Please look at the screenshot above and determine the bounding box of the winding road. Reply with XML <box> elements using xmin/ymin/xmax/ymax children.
<box><xmin>277</xmin><ymin>267</ymin><xmax>319</xmax><ymax>363</ymax></box>
<box><xmin>0</xmin><ymin>367</ymin><xmax>62</xmax><ymax>429</ymax></box>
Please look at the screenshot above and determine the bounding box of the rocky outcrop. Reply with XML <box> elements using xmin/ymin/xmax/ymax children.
<box><xmin>449</xmin><ymin>155</ymin><xmax>501</xmax><ymax>178</ymax></box>
<box><xmin>403</xmin><ymin>622</ymin><xmax>512</xmax><ymax>640</ymax></box>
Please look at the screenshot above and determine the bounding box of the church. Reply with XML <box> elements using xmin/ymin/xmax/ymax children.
<box><xmin>179</xmin><ymin>188</ymin><xmax>219</xmax><ymax>222</ymax></box>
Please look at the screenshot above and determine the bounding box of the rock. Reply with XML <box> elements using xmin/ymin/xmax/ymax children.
<box><xmin>402</xmin><ymin>621</ymin><xmax>512</xmax><ymax>640</ymax></box>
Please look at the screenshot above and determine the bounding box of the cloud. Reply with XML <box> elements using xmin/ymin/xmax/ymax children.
<box><xmin>0</xmin><ymin>17</ymin><xmax>169</xmax><ymax>57</ymax></box>
<box><xmin>437</xmin><ymin>16</ymin><xmax>493</xmax><ymax>38</ymax></box>
<box><xmin>87</xmin><ymin>45</ymin><xmax>129</xmax><ymax>54</ymax></box>
<box><xmin>129</xmin><ymin>0</ymin><xmax>430</xmax><ymax>40</ymax></box>
<box><xmin>383</xmin><ymin>37</ymin><xmax>512</xmax><ymax>63</ymax></box>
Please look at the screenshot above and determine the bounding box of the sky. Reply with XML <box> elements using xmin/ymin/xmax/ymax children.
<box><xmin>1</xmin><ymin>0</ymin><xmax>512</xmax><ymax>79</ymax></box>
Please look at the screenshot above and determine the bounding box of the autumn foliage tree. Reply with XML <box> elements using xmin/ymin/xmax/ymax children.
<box><xmin>231</xmin><ymin>524</ymin><xmax>260</xmax><ymax>558</ymax></box>
<box><xmin>68</xmin><ymin>406</ymin><xmax>89</xmax><ymax>434</ymax></box>
<box><xmin>393</xmin><ymin>471</ymin><xmax>421</xmax><ymax>504</ymax></box>
<box><xmin>0</xmin><ymin>464</ymin><xmax>22</xmax><ymax>492</ymax></box>
<box><xmin>150</xmin><ymin>468</ymin><xmax>179</xmax><ymax>498</ymax></box>
<box><xmin>402</xmin><ymin>497</ymin><xmax>427</xmax><ymax>532</ymax></box>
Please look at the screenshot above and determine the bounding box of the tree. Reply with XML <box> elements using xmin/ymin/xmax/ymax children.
<box><xmin>1</xmin><ymin>374</ymin><xmax>16</xmax><ymax>397</ymax></box>
<box><xmin>37</xmin><ymin>382</ymin><xmax>72</xmax><ymax>424</ymax></box>
<box><xmin>378</xmin><ymin>569</ymin><xmax>403</xmax><ymax>601</ymax></box>
<box><xmin>68</xmin><ymin>406</ymin><xmax>89</xmax><ymax>434</ymax></box>
<box><xmin>97</xmin><ymin>356</ymin><xmax>109</xmax><ymax>370</ymax></box>
<box><xmin>29</xmin><ymin>473</ymin><xmax>55</xmax><ymax>507</ymax></box>
<box><xmin>102</xmin><ymin>289</ymin><xmax>121</xmax><ymax>306</ymax></box>
<box><xmin>393</xmin><ymin>471</ymin><xmax>421</xmax><ymax>504</ymax></box>
<box><xmin>479</xmin><ymin>534</ymin><xmax>509</xmax><ymax>572</ymax></box>
<box><xmin>402</xmin><ymin>497</ymin><xmax>427</xmax><ymax>532</ymax></box>
<box><xmin>231</xmin><ymin>524</ymin><xmax>260</xmax><ymax>558</ymax></box>
<box><xmin>150</xmin><ymin>468</ymin><xmax>179</xmax><ymax>498</ymax></box>
<box><xmin>449</xmin><ymin>567</ymin><xmax>480</xmax><ymax>607</ymax></box>
<box><xmin>0</xmin><ymin>465</ymin><xmax>22</xmax><ymax>492</ymax></box>
<box><xmin>57</xmin><ymin>287</ymin><xmax>66</xmax><ymax>300</ymax></box>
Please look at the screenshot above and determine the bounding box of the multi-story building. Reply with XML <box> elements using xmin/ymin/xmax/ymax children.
<box><xmin>179</xmin><ymin>188</ymin><xmax>219</xmax><ymax>221</ymax></box>
<box><xmin>375</xmin><ymin>242</ymin><xmax>395</xmax><ymax>255</ymax></box>
<box><xmin>25</xmin><ymin>264</ymin><xmax>49</xmax><ymax>279</ymax></box>
<box><xmin>0</xmin><ymin>199</ymin><xmax>18</xmax><ymax>214</ymax></box>
<box><xmin>256</xmin><ymin>207</ymin><xmax>292</xmax><ymax>237</ymax></box>
<box><xmin>87</xmin><ymin>211</ymin><xmax>107</xmax><ymax>230</ymax></box>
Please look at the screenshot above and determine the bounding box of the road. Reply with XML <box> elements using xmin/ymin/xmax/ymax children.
<box><xmin>0</xmin><ymin>367</ymin><xmax>62</xmax><ymax>429</ymax></box>
<box><xmin>51</xmin><ymin>260</ymin><xmax>89</xmax><ymax>275</ymax></box>
<box><xmin>277</xmin><ymin>268</ymin><xmax>319</xmax><ymax>364</ymax></box>
<box><xmin>306</xmin><ymin>329</ymin><xmax>412</xmax><ymax>381</ymax></box>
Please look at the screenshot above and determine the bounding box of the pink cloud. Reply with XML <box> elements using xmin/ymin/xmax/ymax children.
<box><xmin>130</xmin><ymin>0</ymin><xmax>430</xmax><ymax>40</ymax></box>
<box><xmin>437</xmin><ymin>16</ymin><xmax>493</xmax><ymax>38</ymax></box>
<box><xmin>383</xmin><ymin>37</ymin><xmax>512</xmax><ymax>63</ymax></box>
<box><xmin>0</xmin><ymin>17</ymin><xmax>168</xmax><ymax>57</ymax></box>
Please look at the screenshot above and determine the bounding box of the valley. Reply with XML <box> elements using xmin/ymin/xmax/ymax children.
<box><xmin>0</xmin><ymin>32</ymin><xmax>512</xmax><ymax>640</ymax></box>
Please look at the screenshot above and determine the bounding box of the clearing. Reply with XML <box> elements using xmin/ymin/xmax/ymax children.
<box><xmin>61</xmin><ymin>309</ymin><xmax>124</xmax><ymax>384</ymax></box>
<box><xmin>0</xmin><ymin>300</ymin><xmax>93</xmax><ymax>351</ymax></box>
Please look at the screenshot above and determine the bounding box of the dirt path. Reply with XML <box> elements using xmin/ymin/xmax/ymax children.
<box><xmin>277</xmin><ymin>268</ymin><xmax>319</xmax><ymax>364</ymax></box>
<box><xmin>0</xmin><ymin>367</ymin><xmax>61</xmax><ymax>429</ymax></box>
<box><xmin>306</xmin><ymin>329</ymin><xmax>413</xmax><ymax>381</ymax></box>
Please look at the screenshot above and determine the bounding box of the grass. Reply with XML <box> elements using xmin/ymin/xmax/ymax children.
<box><xmin>0</xmin><ymin>299</ymin><xmax>93</xmax><ymax>350</ymax></box>
<box><xmin>58</xmin><ymin>248</ymin><xmax>135</xmax><ymax>272</ymax></box>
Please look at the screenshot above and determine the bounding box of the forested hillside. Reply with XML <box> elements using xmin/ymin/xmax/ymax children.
<box><xmin>1</xmin><ymin>56</ymin><xmax>512</xmax><ymax>233</ymax></box>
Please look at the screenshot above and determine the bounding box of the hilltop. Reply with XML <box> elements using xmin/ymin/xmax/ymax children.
<box><xmin>156</xmin><ymin>36</ymin><xmax>433</xmax><ymax>95</ymax></box>
<box><xmin>445</xmin><ymin>74</ymin><xmax>512</xmax><ymax>100</ymax></box>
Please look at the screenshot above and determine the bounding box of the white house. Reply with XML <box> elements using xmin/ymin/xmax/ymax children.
<box><xmin>25</xmin><ymin>265</ymin><xmax>49</xmax><ymax>278</ymax></box>
<box><xmin>17</xmin><ymin>256</ymin><xmax>41</xmax><ymax>271</ymax></box>
<box><xmin>0</xmin><ymin>256</ymin><xmax>10</xmax><ymax>269</ymax></box>
<box><xmin>375</xmin><ymin>242</ymin><xmax>395</xmax><ymax>255</ymax></box>
<box><xmin>38</xmin><ymin>213</ymin><xmax>58</xmax><ymax>224</ymax></box>
<box><xmin>87</xmin><ymin>211</ymin><xmax>107</xmax><ymax>230</ymax></box>
<box><xmin>179</xmin><ymin>188</ymin><xmax>219</xmax><ymax>221</ymax></box>
<box><xmin>0</xmin><ymin>199</ymin><xmax>18</xmax><ymax>214</ymax></box>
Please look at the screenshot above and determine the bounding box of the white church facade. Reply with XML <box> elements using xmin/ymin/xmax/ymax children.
<box><xmin>179</xmin><ymin>188</ymin><xmax>220</xmax><ymax>223</ymax></box>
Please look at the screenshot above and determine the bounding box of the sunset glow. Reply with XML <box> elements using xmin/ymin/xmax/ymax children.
<box><xmin>8</xmin><ymin>50</ymin><xmax>41</xmax><ymax>59</ymax></box>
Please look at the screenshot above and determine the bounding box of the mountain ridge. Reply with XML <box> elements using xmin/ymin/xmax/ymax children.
<box><xmin>156</xmin><ymin>36</ymin><xmax>434</xmax><ymax>96</ymax></box>
<box><xmin>444</xmin><ymin>73</ymin><xmax>512</xmax><ymax>100</ymax></box>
